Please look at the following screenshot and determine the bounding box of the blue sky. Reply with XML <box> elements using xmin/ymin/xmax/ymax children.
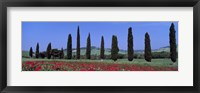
<box><xmin>22</xmin><ymin>22</ymin><xmax>178</xmax><ymax>51</ymax></box>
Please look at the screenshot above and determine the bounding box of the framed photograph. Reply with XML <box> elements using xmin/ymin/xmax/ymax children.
<box><xmin>0</xmin><ymin>0</ymin><xmax>199</xmax><ymax>93</ymax></box>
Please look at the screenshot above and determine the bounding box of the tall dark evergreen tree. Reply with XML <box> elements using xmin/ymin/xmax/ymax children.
<box><xmin>36</xmin><ymin>43</ymin><xmax>39</xmax><ymax>58</ymax></box>
<box><xmin>67</xmin><ymin>34</ymin><xmax>72</xmax><ymax>59</ymax></box>
<box><xmin>111</xmin><ymin>35</ymin><xmax>119</xmax><ymax>61</ymax></box>
<box><xmin>144</xmin><ymin>32</ymin><xmax>152</xmax><ymax>62</ymax></box>
<box><xmin>46</xmin><ymin>43</ymin><xmax>52</xmax><ymax>59</ymax></box>
<box><xmin>169</xmin><ymin>23</ymin><xmax>177</xmax><ymax>62</ymax></box>
<box><xmin>86</xmin><ymin>33</ymin><xmax>91</xmax><ymax>59</ymax></box>
<box><xmin>128</xmin><ymin>27</ymin><xmax>134</xmax><ymax>61</ymax></box>
<box><xmin>29</xmin><ymin>47</ymin><xmax>33</xmax><ymax>58</ymax></box>
<box><xmin>100</xmin><ymin>36</ymin><xmax>105</xmax><ymax>59</ymax></box>
<box><xmin>60</xmin><ymin>48</ymin><xmax>64</xmax><ymax>59</ymax></box>
<box><xmin>76</xmin><ymin>26</ymin><xmax>80</xmax><ymax>59</ymax></box>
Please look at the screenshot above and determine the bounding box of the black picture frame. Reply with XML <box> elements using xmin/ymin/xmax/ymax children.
<box><xmin>0</xmin><ymin>0</ymin><xmax>199</xmax><ymax>93</ymax></box>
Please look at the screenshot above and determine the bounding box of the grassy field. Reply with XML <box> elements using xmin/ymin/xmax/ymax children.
<box><xmin>22</xmin><ymin>58</ymin><xmax>178</xmax><ymax>68</ymax></box>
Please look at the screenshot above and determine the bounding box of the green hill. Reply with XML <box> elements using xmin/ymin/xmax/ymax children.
<box><xmin>153</xmin><ymin>45</ymin><xmax>178</xmax><ymax>52</ymax></box>
<box><xmin>69</xmin><ymin>46</ymin><xmax>126</xmax><ymax>56</ymax></box>
<box><xmin>153</xmin><ymin>46</ymin><xmax>170</xmax><ymax>52</ymax></box>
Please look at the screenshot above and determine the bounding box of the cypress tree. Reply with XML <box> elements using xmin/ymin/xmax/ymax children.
<box><xmin>36</xmin><ymin>43</ymin><xmax>39</xmax><ymax>58</ymax></box>
<box><xmin>100</xmin><ymin>36</ymin><xmax>105</xmax><ymax>59</ymax></box>
<box><xmin>46</xmin><ymin>43</ymin><xmax>52</xmax><ymax>59</ymax></box>
<box><xmin>169</xmin><ymin>23</ymin><xmax>177</xmax><ymax>62</ymax></box>
<box><xmin>29</xmin><ymin>47</ymin><xmax>33</xmax><ymax>58</ymax></box>
<box><xmin>60</xmin><ymin>48</ymin><xmax>64</xmax><ymax>59</ymax></box>
<box><xmin>77</xmin><ymin>26</ymin><xmax>80</xmax><ymax>59</ymax></box>
<box><xmin>128</xmin><ymin>27</ymin><xmax>134</xmax><ymax>61</ymax></box>
<box><xmin>67</xmin><ymin>34</ymin><xmax>72</xmax><ymax>59</ymax></box>
<box><xmin>144</xmin><ymin>32</ymin><xmax>152</xmax><ymax>62</ymax></box>
<box><xmin>86</xmin><ymin>33</ymin><xmax>91</xmax><ymax>59</ymax></box>
<box><xmin>111</xmin><ymin>35</ymin><xmax>119</xmax><ymax>61</ymax></box>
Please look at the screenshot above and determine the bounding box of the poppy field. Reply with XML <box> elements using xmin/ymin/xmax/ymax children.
<box><xmin>22</xmin><ymin>58</ymin><xmax>178</xmax><ymax>71</ymax></box>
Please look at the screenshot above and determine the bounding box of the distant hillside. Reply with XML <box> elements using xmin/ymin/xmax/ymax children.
<box><xmin>22</xmin><ymin>51</ymin><xmax>29</xmax><ymax>57</ymax></box>
<box><xmin>65</xmin><ymin>46</ymin><xmax>127</xmax><ymax>55</ymax></box>
<box><xmin>153</xmin><ymin>45</ymin><xmax>178</xmax><ymax>52</ymax></box>
<box><xmin>153</xmin><ymin>46</ymin><xmax>170</xmax><ymax>52</ymax></box>
<box><xmin>64</xmin><ymin>46</ymin><xmax>172</xmax><ymax>55</ymax></box>
<box><xmin>23</xmin><ymin>45</ymin><xmax>178</xmax><ymax>57</ymax></box>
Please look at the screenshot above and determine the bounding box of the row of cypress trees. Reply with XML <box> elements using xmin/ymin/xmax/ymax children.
<box><xmin>29</xmin><ymin>23</ymin><xmax>177</xmax><ymax>62</ymax></box>
<box><xmin>126</xmin><ymin>23</ymin><xmax>177</xmax><ymax>62</ymax></box>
